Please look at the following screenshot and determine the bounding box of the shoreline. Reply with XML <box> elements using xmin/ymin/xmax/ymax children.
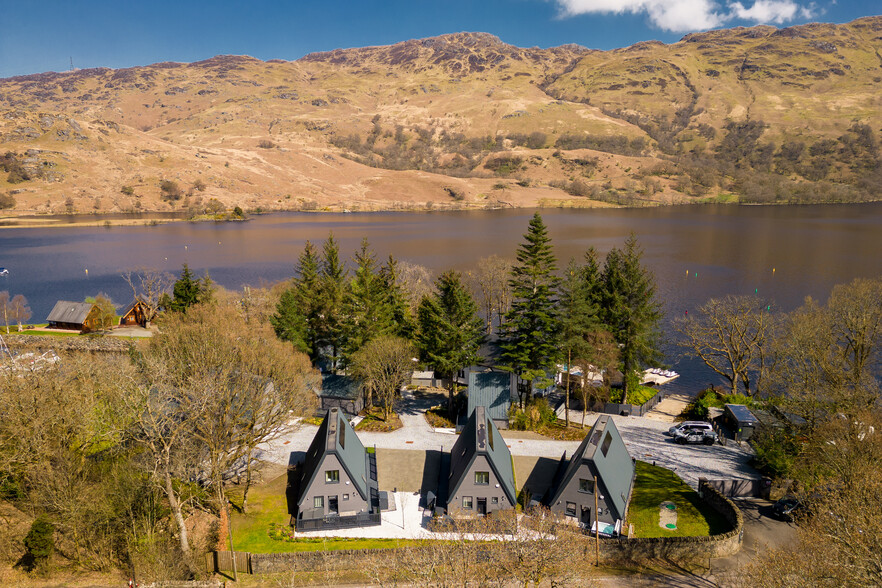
<box><xmin>2</xmin><ymin>198</ymin><xmax>881</xmax><ymax>230</ymax></box>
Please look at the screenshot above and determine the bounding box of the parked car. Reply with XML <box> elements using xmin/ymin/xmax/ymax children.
<box><xmin>667</xmin><ymin>421</ymin><xmax>713</xmax><ymax>436</ymax></box>
<box><xmin>771</xmin><ymin>497</ymin><xmax>803</xmax><ymax>521</ymax></box>
<box><xmin>672</xmin><ymin>427</ymin><xmax>718</xmax><ymax>445</ymax></box>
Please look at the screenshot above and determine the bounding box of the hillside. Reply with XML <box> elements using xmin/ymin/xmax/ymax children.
<box><xmin>1</xmin><ymin>19</ymin><xmax>881</xmax><ymax>217</ymax></box>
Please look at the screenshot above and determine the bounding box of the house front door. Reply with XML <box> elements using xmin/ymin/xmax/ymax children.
<box><xmin>581</xmin><ymin>506</ymin><xmax>591</xmax><ymax>528</ymax></box>
<box><xmin>477</xmin><ymin>498</ymin><xmax>487</xmax><ymax>515</ymax></box>
<box><xmin>329</xmin><ymin>496</ymin><xmax>339</xmax><ymax>515</ymax></box>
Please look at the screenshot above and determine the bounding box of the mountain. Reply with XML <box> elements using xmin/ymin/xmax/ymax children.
<box><xmin>2</xmin><ymin>19</ymin><xmax>881</xmax><ymax>217</ymax></box>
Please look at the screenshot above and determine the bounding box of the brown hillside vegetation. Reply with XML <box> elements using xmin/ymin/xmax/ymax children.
<box><xmin>1</xmin><ymin>19</ymin><xmax>881</xmax><ymax>216</ymax></box>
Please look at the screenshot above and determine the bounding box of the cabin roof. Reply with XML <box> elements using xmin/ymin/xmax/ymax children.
<box><xmin>46</xmin><ymin>300</ymin><xmax>94</xmax><ymax>325</ymax></box>
<box><xmin>297</xmin><ymin>408</ymin><xmax>372</xmax><ymax>506</ymax></box>
<box><xmin>467</xmin><ymin>370</ymin><xmax>514</xmax><ymax>422</ymax></box>
<box><xmin>545</xmin><ymin>415</ymin><xmax>634</xmax><ymax>521</ymax></box>
<box><xmin>448</xmin><ymin>406</ymin><xmax>516</xmax><ymax>505</ymax></box>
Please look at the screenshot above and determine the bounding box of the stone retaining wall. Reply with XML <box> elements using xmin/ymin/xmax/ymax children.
<box><xmin>251</xmin><ymin>548</ymin><xmax>406</xmax><ymax>574</ymax></box>
<box><xmin>4</xmin><ymin>334</ymin><xmax>134</xmax><ymax>353</ymax></box>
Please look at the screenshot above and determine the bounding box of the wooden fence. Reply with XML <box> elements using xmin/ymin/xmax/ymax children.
<box><xmin>207</xmin><ymin>550</ymin><xmax>252</xmax><ymax>574</ymax></box>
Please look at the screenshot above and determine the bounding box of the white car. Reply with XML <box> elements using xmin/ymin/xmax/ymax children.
<box><xmin>667</xmin><ymin>421</ymin><xmax>713</xmax><ymax>436</ymax></box>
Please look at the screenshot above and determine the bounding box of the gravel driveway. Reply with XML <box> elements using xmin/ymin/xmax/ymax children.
<box><xmin>261</xmin><ymin>391</ymin><xmax>759</xmax><ymax>489</ymax></box>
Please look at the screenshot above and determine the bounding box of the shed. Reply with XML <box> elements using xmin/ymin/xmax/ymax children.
<box><xmin>317</xmin><ymin>374</ymin><xmax>363</xmax><ymax>417</ymax></box>
<box><xmin>119</xmin><ymin>298</ymin><xmax>150</xmax><ymax>328</ymax></box>
<box><xmin>466</xmin><ymin>369</ymin><xmax>517</xmax><ymax>429</ymax></box>
<box><xmin>46</xmin><ymin>301</ymin><xmax>96</xmax><ymax>332</ymax></box>
<box><xmin>724</xmin><ymin>404</ymin><xmax>759</xmax><ymax>441</ymax></box>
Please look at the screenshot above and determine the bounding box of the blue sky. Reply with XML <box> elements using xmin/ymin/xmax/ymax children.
<box><xmin>0</xmin><ymin>0</ymin><xmax>875</xmax><ymax>78</ymax></box>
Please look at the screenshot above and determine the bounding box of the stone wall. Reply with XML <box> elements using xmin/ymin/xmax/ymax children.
<box><xmin>250</xmin><ymin>548</ymin><xmax>407</xmax><ymax>574</ymax></box>
<box><xmin>4</xmin><ymin>333</ymin><xmax>134</xmax><ymax>353</ymax></box>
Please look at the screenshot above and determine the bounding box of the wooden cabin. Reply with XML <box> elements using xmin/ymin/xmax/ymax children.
<box><xmin>119</xmin><ymin>299</ymin><xmax>150</xmax><ymax>328</ymax></box>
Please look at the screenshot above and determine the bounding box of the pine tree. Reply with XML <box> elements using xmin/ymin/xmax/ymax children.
<box><xmin>319</xmin><ymin>234</ymin><xmax>348</xmax><ymax>372</ymax></box>
<box><xmin>380</xmin><ymin>255</ymin><xmax>416</xmax><ymax>340</ymax></box>
<box><xmin>417</xmin><ymin>270</ymin><xmax>485</xmax><ymax>417</ymax></box>
<box><xmin>500</xmin><ymin>212</ymin><xmax>560</xmax><ymax>405</ymax></box>
<box><xmin>600</xmin><ymin>234</ymin><xmax>663</xmax><ymax>404</ymax></box>
<box><xmin>271</xmin><ymin>241</ymin><xmax>321</xmax><ymax>357</ymax></box>
<box><xmin>164</xmin><ymin>264</ymin><xmax>212</xmax><ymax>312</ymax></box>
<box><xmin>343</xmin><ymin>239</ymin><xmax>392</xmax><ymax>361</ymax></box>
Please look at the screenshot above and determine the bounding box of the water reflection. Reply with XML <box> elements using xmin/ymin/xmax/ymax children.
<box><xmin>2</xmin><ymin>204</ymin><xmax>881</xmax><ymax>392</ymax></box>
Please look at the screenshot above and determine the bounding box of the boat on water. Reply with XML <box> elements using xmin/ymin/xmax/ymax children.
<box><xmin>0</xmin><ymin>268</ymin><xmax>8</xmax><ymax>276</ymax></box>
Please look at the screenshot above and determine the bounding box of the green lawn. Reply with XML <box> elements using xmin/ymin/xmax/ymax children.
<box><xmin>230</xmin><ymin>471</ymin><xmax>418</xmax><ymax>553</ymax></box>
<box><xmin>15</xmin><ymin>329</ymin><xmax>80</xmax><ymax>337</ymax></box>
<box><xmin>628</xmin><ymin>461</ymin><xmax>731</xmax><ymax>538</ymax></box>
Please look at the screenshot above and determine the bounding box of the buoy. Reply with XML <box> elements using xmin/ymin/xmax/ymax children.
<box><xmin>695</xmin><ymin>272</ymin><xmax>698</xmax><ymax>277</ymax></box>
<box><xmin>85</xmin><ymin>269</ymin><xmax>88</xmax><ymax>276</ymax></box>
<box><xmin>773</xmin><ymin>268</ymin><xmax>776</xmax><ymax>273</ymax></box>
<box><xmin>685</xmin><ymin>310</ymin><xmax>688</xmax><ymax>316</ymax></box>
<box><xmin>755</xmin><ymin>288</ymin><xmax>758</xmax><ymax>294</ymax></box>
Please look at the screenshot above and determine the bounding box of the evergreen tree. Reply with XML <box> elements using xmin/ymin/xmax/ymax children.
<box><xmin>600</xmin><ymin>234</ymin><xmax>663</xmax><ymax>404</ymax></box>
<box><xmin>271</xmin><ymin>241</ymin><xmax>321</xmax><ymax>358</ymax></box>
<box><xmin>380</xmin><ymin>255</ymin><xmax>416</xmax><ymax>340</ymax></box>
<box><xmin>163</xmin><ymin>264</ymin><xmax>212</xmax><ymax>312</ymax></box>
<box><xmin>500</xmin><ymin>213</ymin><xmax>560</xmax><ymax>405</ymax></box>
<box><xmin>343</xmin><ymin>239</ymin><xmax>392</xmax><ymax>361</ymax></box>
<box><xmin>319</xmin><ymin>234</ymin><xmax>348</xmax><ymax>372</ymax></box>
<box><xmin>417</xmin><ymin>270</ymin><xmax>485</xmax><ymax>417</ymax></box>
<box><xmin>559</xmin><ymin>258</ymin><xmax>602</xmax><ymax>426</ymax></box>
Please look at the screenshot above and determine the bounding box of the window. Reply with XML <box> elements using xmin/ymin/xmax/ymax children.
<box><xmin>475</xmin><ymin>471</ymin><xmax>490</xmax><ymax>485</ymax></box>
<box><xmin>314</xmin><ymin>496</ymin><xmax>324</xmax><ymax>509</ymax></box>
<box><xmin>601</xmin><ymin>431</ymin><xmax>613</xmax><ymax>457</ymax></box>
<box><xmin>325</xmin><ymin>470</ymin><xmax>339</xmax><ymax>483</ymax></box>
<box><xmin>566</xmin><ymin>502</ymin><xmax>577</xmax><ymax>517</ymax></box>
<box><xmin>338</xmin><ymin>424</ymin><xmax>346</xmax><ymax>449</ymax></box>
<box><xmin>578</xmin><ymin>478</ymin><xmax>594</xmax><ymax>494</ymax></box>
<box><xmin>343</xmin><ymin>493</ymin><xmax>349</xmax><ymax>501</ymax></box>
<box><xmin>492</xmin><ymin>497</ymin><xmax>499</xmax><ymax>504</ymax></box>
<box><xmin>463</xmin><ymin>496</ymin><xmax>473</xmax><ymax>509</ymax></box>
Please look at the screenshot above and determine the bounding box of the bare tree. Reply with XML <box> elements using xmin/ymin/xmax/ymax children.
<box><xmin>396</xmin><ymin>261</ymin><xmax>434</xmax><ymax>314</ymax></box>
<box><xmin>573</xmin><ymin>329</ymin><xmax>620</xmax><ymax>428</ymax></box>
<box><xmin>470</xmin><ymin>255</ymin><xmax>513</xmax><ymax>335</ymax></box>
<box><xmin>827</xmin><ymin>276</ymin><xmax>882</xmax><ymax>382</ymax></box>
<box><xmin>122</xmin><ymin>267</ymin><xmax>174</xmax><ymax>323</ymax></box>
<box><xmin>349</xmin><ymin>335</ymin><xmax>415</xmax><ymax>420</ymax></box>
<box><xmin>9</xmin><ymin>294</ymin><xmax>31</xmax><ymax>331</ymax></box>
<box><xmin>676</xmin><ymin>295</ymin><xmax>774</xmax><ymax>396</ymax></box>
<box><xmin>0</xmin><ymin>291</ymin><xmax>9</xmax><ymax>334</ymax></box>
<box><xmin>84</xmin><ymin>294</ymin><xmax>117</xmax><ymax>332</ymax></box>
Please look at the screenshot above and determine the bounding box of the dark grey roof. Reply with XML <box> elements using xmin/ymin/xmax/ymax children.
<box><xmin>318</xmin><ymin>374</ymin><xmax>360</xmax><ymax>400</ymax></box>
<box><xmin>467</xmin><ymin>370</ymin><xmax>514</xmax><ymax>422</ymax></box>
<box><xmin>46</xmin><ymin>300</ymin><xmax>94</xmax><ymax>325</ymax></box>
<box><xmin>725</xmin><ymin>404</ymin><xmax>759</xmax><ymax>425</ymax></box>
<box><xmin>448</xmin><ymin>406</ymin><xmax>517</xmax><ymax>505</ymax></box>
<box><xmin>545</xmin><ymin>415</ymin><xmax>634</xmax><ymax>521</ymax></box>
<box><xmin>120</xmin><ymin>298</ymin><xmax>146</xmax><ymax>317</ymax></box>
<box><xmin>297</xmin><ymin>408</ymin><xmax>372</xmax><ymax>507</ymax></box>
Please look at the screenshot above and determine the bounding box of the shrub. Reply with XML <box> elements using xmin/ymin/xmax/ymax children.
<box><xmin>257</xmin><ymin>139</ymin><xmax>276</xmax><ymax>149</ymax></box>
<box><xmin>160</xmin><ymin>180</ymin><xmax>181</xmax><ymax>201</ymax></box>
<box><xmin>120</xmin><ymin>185</ymin><xmax>135</xmax><ymax>196</ymax></box>
<box><xmin>23</xmin><ymin>516</ymin><xmax>54</xmax><ymax>572</ymax></box>
<box><xmin>191</xmin><ymin>179</ymin><xmax>206</xmax><ymax>192</ymax></box>
<box><xmin>0</xmin><ymin>192</ymin><xmax>15</xmax><ymax>209</ymax></box>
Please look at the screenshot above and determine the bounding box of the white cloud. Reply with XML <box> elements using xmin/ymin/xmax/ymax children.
<box><xmin>728</xmin><ymin>0</ymin><xmax>814</xmax><ymax>24</ymax></box>
<box><xmin>555</xmin><ymin>0</ymin><xmax>815</xmax><ymax>33</ymax></box>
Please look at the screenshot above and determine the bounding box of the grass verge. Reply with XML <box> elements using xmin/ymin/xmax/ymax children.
<box><xmin>354</xmin><ymin>408</ymin><xmax>403</xmax><ymax>432</ymax></box>
<box><xmin>628</xmin><ymin>461</ymin><xmax>731</xmax><ymax>538</ymax></box>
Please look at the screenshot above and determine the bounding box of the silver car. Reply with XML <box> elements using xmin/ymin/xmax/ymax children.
<box><xmin>667</xmin><ymin>421</ymin><xmax>713</xmax><ymax>436</ymax></box>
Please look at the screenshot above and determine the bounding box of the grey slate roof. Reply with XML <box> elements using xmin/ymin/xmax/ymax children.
<box><xmin>448</xmin><ymin>405</ymin><xmax>517</xmax><ymax>506</ymax></box>
<box><xmin>46</xmin><ymin>301</ymin><xmax>94</xmax><ymax>325</ymax></box>
<box><xmin>545</xmin><ymin>415</ymin><xmax>634</xmax><ymax>521</ymax></box>
<box><xmin>297</xmin><ymin>408</ymin><xmax>373</xmax><ymax>506</ymax></box>
<box><xmin>467</xmin><ymin>370</ymin><xmax>515</xmax><ymax>422</ymax></box>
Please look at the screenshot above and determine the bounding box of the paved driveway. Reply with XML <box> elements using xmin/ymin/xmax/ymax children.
<box><xmin>262</xmin><ymin>394</ymin><xmax>757</xmax><ymax>489</ymax></box>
